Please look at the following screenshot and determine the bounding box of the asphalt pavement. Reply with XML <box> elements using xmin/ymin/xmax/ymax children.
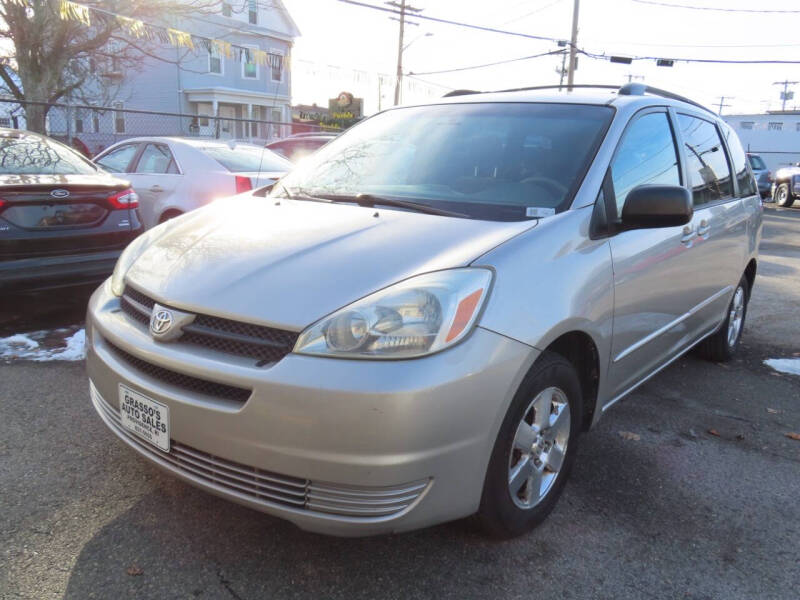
<box><xmin>1</xmin><ymin>205</ymin><xmax>799</xmax><ymax>600</ymax></box>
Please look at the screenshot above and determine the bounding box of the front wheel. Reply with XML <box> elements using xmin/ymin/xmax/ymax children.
<box><xmin>477</xmin><ymin>352</ymin><xmax>582</xmax><ymax>539</ymax></box>
<box><xmin>696</xmin><ymin>276</ymin><xmax>749</xmax><ymax>362</ymax></box>
<box><xmin>775</xmin><ymin>183</ymin><xmax>794</xmax><ymax>207</ymax></box>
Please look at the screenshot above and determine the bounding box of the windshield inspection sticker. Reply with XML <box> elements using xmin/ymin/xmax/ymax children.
<box><xmin>526</xmin><ymin>207</ymin><xmax>556</xmax><ymax>218</ymax></box>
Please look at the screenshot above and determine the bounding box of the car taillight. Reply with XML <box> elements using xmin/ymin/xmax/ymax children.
<box><xmin>235</xmin><ymin>175</ymin><xmax>253</xmax><ymax>194</ymax></box>
<box><xmin>0</xmin><ymin>199</ymin><xmax>6</xmax><ymax>210</ymax></box>
<box><xmin>107</xmin><ymin>189</ymin><xmax>139</xmax><ymax>210</ymax></box>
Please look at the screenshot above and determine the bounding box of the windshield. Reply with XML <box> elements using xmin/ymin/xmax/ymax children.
<box><xmin>0</xmin><ymin>133</ymin><xmax>98</xmax><ymax>175</ymax></box>
<box><xmin>200</xmin><ymin>144</ymin><xmax>292</xmax><ymax>173</ymax></box>
<box><xmin>747</xmin><ymin>154</ymin><xmax>766</xmax><ymax>170</ymax></box>
<box><xmin>272</xmin><ymin>102</ymin><xmax>613</xmax><ymax>220</ymax></box>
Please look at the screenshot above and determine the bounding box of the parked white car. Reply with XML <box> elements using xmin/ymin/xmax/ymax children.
<box><xmin>93</xmin><ymin>137</ymin><xmax>292</xmax><ymax>229</ymax></box>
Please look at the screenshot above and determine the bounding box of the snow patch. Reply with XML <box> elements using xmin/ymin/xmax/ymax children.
<box><xmin>764</xmin><ymin>358</ymin><xmax>800</xmax><ymax>377</ymax></box>
<box><xmin>0</xmin><ymin>327</ymin><xmax>86</xmax><ymax>362</ymax></box>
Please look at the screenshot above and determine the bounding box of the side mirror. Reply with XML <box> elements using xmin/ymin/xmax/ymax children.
<box><xmin>621</xmin><ymin>184</ymin><xmax>693</xmax><ymax>229</ymax></box>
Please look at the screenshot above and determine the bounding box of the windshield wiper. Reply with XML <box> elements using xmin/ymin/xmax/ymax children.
<box><xmin>314</xmin><ymin>193</ymin><xmax>469</xmax><ymax>218</ymax></box>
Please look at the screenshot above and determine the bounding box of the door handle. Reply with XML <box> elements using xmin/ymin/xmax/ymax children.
<box><xmin>150</xmin><ymin>185</ymin><xmax>164</xmax><ymax>193</ymax></box>
<box><xmin>680</xmin><ymin>225</ymin><xmax>696</xmax><ymax>245</ymax></box>
<box><xmin>697</xmin><ymin>219</ymin><xmax>711</xmax><ymax>237</ymax></box>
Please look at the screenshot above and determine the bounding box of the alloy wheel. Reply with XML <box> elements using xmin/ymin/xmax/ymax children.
<box><xmin>727</xmin><ymin>286</ymin><xmax>745</xmax><ymax>347</ymax></box>
<box><xmin>508</xmin><ymin>386</ymin><xmax>571</xmax><ymax>510</ymax></box>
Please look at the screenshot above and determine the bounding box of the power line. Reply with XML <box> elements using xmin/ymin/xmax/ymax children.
<box><xmin>408</xmin><ymin>49</ymin><xmax>565</xmax><ymax>76</ymax></box>
<box><xmin>631</xmin><ymin>0</ymin><xmax>800</xmax><ymax>13</ymax></box>
<box><xmin>338</xmin><ymin>0</ymin><xmax>570</xmax><ymax>44</ymax></box>
<box><xmin>499</xmin><ymin>0</ymin><xmax>564</xmax><ymax>26</ymax></box>
<box><xmin>580</xmin><ymin>49</ymin><xmax>800</xmax><ymax>65</ymax></box>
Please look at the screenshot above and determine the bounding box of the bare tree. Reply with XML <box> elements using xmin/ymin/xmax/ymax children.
<box><xmin>0</xmin><ymin>0</ymin><xmax>218</xmax><ymax>132</ymax></box>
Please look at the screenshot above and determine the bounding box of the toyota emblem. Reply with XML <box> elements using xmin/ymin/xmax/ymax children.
<box><xmin>50</xmin><ymin>189</ymin><xmax>70</xmax><ymax>198</ymax></box>
<box><xmin>150</xmin><ymin>309</ymin><xmax>173</xmax><ymax>335</ymax></box>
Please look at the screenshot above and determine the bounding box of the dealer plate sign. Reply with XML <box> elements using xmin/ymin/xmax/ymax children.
<box><xmin>118</xmin><ymin>384</ymin><xmax>170</xmax><ymax>452</ymax></box>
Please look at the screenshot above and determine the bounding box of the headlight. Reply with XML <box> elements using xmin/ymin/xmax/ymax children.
<box><xmin>294</xmin><ymin>268</ymin><xmax>493</xmax><ymax>359</ymax></box>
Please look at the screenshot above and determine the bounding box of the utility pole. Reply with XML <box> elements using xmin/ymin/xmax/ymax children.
<box><xmin>388</xmin><ymin>0</ymin><xmax>422</xmax><ymax>106</ymax></box>
<box><xmin>566</xmin><ymin>0</ymin><xmax>579</xmax><ymax>91</ymax></box>
<box><xmin>715</xmin><ymin>96</ymin><xmax>733</xmax><ymax>115</ymax></box>
<box><xmin>773</xmin><ymin>80</ymin><xmax>799</xmax><ymax>112</ymax></box>
<box><xmin>556</xmin><ymin>41</ymin><xmax>568</xmax><ymax>90</ymax></box>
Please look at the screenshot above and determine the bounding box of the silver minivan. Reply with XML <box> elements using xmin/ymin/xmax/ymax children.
<box><xmin>86</xmin><ymin>84</ymin><xmax>762</xmax><ymax>538</ymax></box>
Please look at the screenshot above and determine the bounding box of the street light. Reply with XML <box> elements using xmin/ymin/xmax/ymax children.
<box><xmin>403</xmin><ymin>32</ymin><xmax>433</xmax><ymax>53</ymax></box>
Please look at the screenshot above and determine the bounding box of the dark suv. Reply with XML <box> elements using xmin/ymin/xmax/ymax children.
<box><xmin>0</xmin><ymin>129</ymin><xmax>143</xmax><ymax>292</ymax></box>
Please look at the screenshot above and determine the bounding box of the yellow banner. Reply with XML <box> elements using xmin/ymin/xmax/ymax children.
<box><xmin>117</xmin><ymin>15</ymin><xmax>147</xmax><ymax>39</ymax></box>
<box><xmin>212</xmin><ymin>39</ymin><xmax>233</xmax><ymax>59</ymax></box>
<box><xmin>59</xmin><ymin>0</ymin><xmax>91</xmax><ymax>26</ymax></box>
<box><xmin>167</xmin><ymin>28</ymin><xmax>194</xmax><ymax>50</ymax></box>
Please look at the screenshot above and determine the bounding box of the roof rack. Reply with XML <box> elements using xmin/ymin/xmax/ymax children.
<box><xmin>618</xmin><ymin>83</ymin><xmax>714</xmax><ymax>115</ymax></box>
<box><xmin>441</xmin><ymin>82</ymin><xmax>714</xmax><ymax>115</ymax></box>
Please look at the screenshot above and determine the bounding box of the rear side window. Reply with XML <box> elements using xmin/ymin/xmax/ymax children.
<box><xmin>677</xmin><ymin>114</ymin><xmax>733</xmax><ymax>205</ymax></box>
<box><xmin>0</xmin><ymin>133</ymin><xmax>98</xmax><ymax>175</ymax></box>
<box><xmin>721</xmin><ymin>126</ymin><xmax>757</xmax><ymax>197</ymax></box>
<box><xmin>199</xmin><ymin>144</ymin><xmax>291</xmax><ymax>173</ymax></box>
<box><xmin>96</xmin><ymin>144</ymin><xmax>138</xmax><ymax>173</ymax></box>
<box><xmin>135</xmin><ymin>144</ymin><xmax>179</xmax><ymax>174</ymax></box>
<box><xmin>610</xmin><ymin>111</ymin><xmax>680</xmax><ymax>218</ymax></box>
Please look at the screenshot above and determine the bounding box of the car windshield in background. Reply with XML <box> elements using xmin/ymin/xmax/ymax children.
<box><xmin>748</xmin><ymin>155</ymin><xmax>766</xmax><ymax>170</ymax></box>
<box><xmin>0</xmin><ymin>133</ymin><xmax>98</xmax><ymax>175</ymax></box>
<box><xmin>273</xmin><ymin>103</ymin><xmax>613</xmax><ymax>221</ymax></box>
<box><xmin>200</xmin><ymin>145</ymin><xmax>292</xmax><ymax>173</ymax></box>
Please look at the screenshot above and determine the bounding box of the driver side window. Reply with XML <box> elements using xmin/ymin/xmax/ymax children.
<box><xmin>610</xmin><ymin>112</ymin><xmax>681</xmax><ymax>220</ymax></box>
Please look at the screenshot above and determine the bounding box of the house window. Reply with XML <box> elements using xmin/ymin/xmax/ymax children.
<box><xmin>92</xmin><ymin>113</ymin><xmax>100</xmax><ymax>133</ymax></box>
<box><xmin>0</xmin><ymin>117</ymin><xmax>11</xmax><ymax>127</ymax></box>
<box><xmin>113</xmin><ymin>102</ymin><xmax>125</xmax><ymax>133</ymax></box>
<box><xmin>768</xmin><ymin>122</ymin><xmax>783</xmax><ymax>131</ymax></box>
<box><xmin>221</xmin><ymin>2</ymin><xmax>231</xmax><ymax>17</ymax></box>
<box><xmin>74</xmin><ymin>116</ymin><xmax>84</xmax><ymax>134</ymax></box>
<box><xmin>242</xmin><ymin>47</ymin><xmax>258</xmax><ymax>79</ymax></box>
<box><xmin>209</xmin><ymin>46</ymin><xmax>223</xmax><ymax>75</ymax></box>
<box><xmin>740</xmin><ymin>121</ymin><xmax>754</xmax><ymax>130</ymax></box>
<box><xmin>248</xmin><ymin>0</ymin><xmax>257</xmax><ymax>24</ymax></box>
<box><xmin>270</xmin><ymin>51</ymin><xmax>283</xmax><ymax>82</ymax></box>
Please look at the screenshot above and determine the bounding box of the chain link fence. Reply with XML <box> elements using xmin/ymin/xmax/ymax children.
<box><xmin>0</xmin><ymin>98</ymin><xmax>334</xmax><ymax>158</ymax></box>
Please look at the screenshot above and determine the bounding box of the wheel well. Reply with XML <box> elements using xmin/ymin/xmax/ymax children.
<box><xmin>159</xmin><ymin>209</ymin><xmax>183</xmax><ymax>223</ymax></box>
<box><xmin>544</xmin><ymin>331</ymin><xmax>599</xmax><ymax>430</ymax></box>
<box><xmin>744</xmin><ymin>259</ymin><xmax>757</xmax><ymax>293</ymax></box>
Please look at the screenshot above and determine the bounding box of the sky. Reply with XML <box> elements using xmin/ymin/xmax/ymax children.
<box><xmin>281</xmin><ymin>0</ymin><xmax>800</xmax><ymax>116</ymax></box>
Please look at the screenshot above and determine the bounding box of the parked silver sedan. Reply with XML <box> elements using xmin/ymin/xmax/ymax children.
<box><xmin>86</xmin><ymin>84</ymin><xmax>762</xmax><ymax>538</ymax></box>
<box><xmin>93</xmin><ymin>137</ymin><xmax>292</xmax><ymax>229</ymax></box>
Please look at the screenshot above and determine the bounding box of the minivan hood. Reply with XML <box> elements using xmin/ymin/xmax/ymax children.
<box><xmin>126</xmin><ymin>195</ymin><xmax>536</xmax><ymax>330</ymax></box>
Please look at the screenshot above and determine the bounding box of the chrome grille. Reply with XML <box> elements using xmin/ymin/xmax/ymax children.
<box><xmin>91</xmin><ymin>383</ymin><xmax>428</xmax><ymax>519</ymax></box>
<box><xmin>120</xmin><ymin>286</ymin><xmax>298</xmax><ymax>366</ymax></box>
<box><xmin>105</xmin><ymin>339</ymin><xmax>251</xmax><ymax>404</ymax></box>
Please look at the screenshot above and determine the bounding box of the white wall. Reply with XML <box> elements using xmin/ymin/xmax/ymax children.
<box><xmin>724</xmin><ymin>113</ymin><xmax>800</xmax><ymax>173</ymax></box>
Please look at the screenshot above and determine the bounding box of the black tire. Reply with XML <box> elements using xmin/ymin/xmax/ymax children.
<box><xmin>477</xmin><ymin>351</ymin><xmax>583</xmax><ymax>539</ymax></box>
<box><xmin>696</xmin><ymin>276</ymin><xmax>749</xmax><ymax>362</ymax></box>
<box><xmin>159</xmin><ymin>209</ymin><xmax>182</xmax><ymax>224</ymax></box>
<box><xmin>775</xmin><ymin>183</ymin><xmax>794</xmax><ymax>207</ymax></box>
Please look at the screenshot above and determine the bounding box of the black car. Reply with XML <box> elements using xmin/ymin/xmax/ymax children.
<box><xmin>265</xmin><ymin>133</ymin><xmax>337</xmax><ymax>163</ymax></box>
<box><xmin>0</xmin><ymin>129</ymin><xmax>143</xmax><ymax>292</ymax></box>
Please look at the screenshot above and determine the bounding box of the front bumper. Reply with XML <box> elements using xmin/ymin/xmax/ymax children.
<box><xmin>85</xmin><ymin>282</ymin><xmax>535</xmax><ymax>536</ymax></box>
